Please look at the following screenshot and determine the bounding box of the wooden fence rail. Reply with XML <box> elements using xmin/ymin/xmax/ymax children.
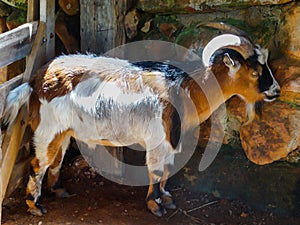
<box><xmin>0</xmin><ymin>21</ymin><xmax>38</xmax><ymax>68</ymax></box>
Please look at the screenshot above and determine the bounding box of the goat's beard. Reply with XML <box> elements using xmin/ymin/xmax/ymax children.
<box><xmin>244</xmin><ymin>101</ymin><xmax>263</xmax><ymax>125</ymax></box>
<box><xmin>255</xmin><ymin>101</ymin><xmax>263</xmax><ymax>118</ymax></box>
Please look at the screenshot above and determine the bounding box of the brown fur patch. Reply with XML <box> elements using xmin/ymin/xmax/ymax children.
<box><xmin>47</xmin><ymin>147</ymin><xmax>63</xmax><ymax>188</ymax></box>
<box><xmin>46</xmin><ymin>129</ymin><xmax>72</xmax><ymax>166</ymax></box>
<box><xmin>29</xmin><ymin>61</ymin><xmax>86</xmax><ymax>101</ymax></box>
<box><xmin>25</xmin><ymin>199</ymin><xmax>37</xmax><ymax>210</ymax></box>
<box><xmin>30</xmin><ymin>157</ymin><xmax>40</xmax><ymax>174</ymax></box>
<box><xmin>28</xmin><ymin>92</ymin><xmax>41</xmax><ymax>131</ymax></box>
<box><xmin>162</xmin><ymin>102</ymin><xmax>180</xmax><ymax>149</ymax></box>
<box><xmin>90</xmin><ymin>139</ymin><xmax>118</xmax><ymax>147</ymax></box>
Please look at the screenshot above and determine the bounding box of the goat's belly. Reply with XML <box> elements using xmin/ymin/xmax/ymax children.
<box><xmin>71</xmin><ymin>101</ymin><xmax>166</xmax><ymax>148</ymax></box>
<box><xmin>72</xmin><ymin>116</ymin><xmax>164</xmax><ymax>148</ymax></box>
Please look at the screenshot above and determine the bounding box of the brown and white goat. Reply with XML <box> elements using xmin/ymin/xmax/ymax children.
<box><xmin>3</xmin><ymin>33</ymin><xmax>280</xmax><ymax>217</ymax></box>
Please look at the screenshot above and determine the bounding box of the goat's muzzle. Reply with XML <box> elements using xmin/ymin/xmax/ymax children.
<box><xmin>263</xmin><ymin>83</ymin><xmax>281</xmax><ymax>102</ymax></box>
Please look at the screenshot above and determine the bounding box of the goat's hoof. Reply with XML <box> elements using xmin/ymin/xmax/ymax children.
<box><xmin>53</xmin><ymin>188</ymin><xmax>70</xmax><ymax>198</ymax></box>
<box><xmin>26</xmin><ymin>200</ymin><xmax>47</xmax><ymax>216</ymax></box>
<box><xmin>28</xmin><ymin>205</ymin><xmax>47</xmax><ymax>216</ymax></box>
<box><xmin>162</xmin><ymin>195</ymin><xmax>176</xmax><ymax>210</ymax></box>
<box><xmin>147</xmin><ymin>199</ymin><xmax>166</xmax><ymax>217</ymax></box>
<box><xmin>28</xmin><ymin>208</ymin><xmax>43</xmax><ymax>216</ymax></box>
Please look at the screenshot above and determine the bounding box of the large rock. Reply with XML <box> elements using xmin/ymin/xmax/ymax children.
<box><xmin>240</xmin><ymin>101</ymin><xmax>300</xmax><ymax>165</ymax></box>
<box><xmin>278</xmin><ymin>3</ymin><xmax>300</xmax><ymax>59</ymax></box>
<box><xmin>274</xmin><ymin>59</ymin><xmax>300</xmax><ymax>105</ymax></box>
<box><xmin>137</xmin><ymin>0</ymin><xmax>292</xmax><ymax>13</ymax></box>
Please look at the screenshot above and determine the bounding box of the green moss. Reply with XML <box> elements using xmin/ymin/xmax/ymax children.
<box><xmin>152</xmin><ymin>14</ymin><xmax>178</xmax><ymax>25</ymax></box>
<box><xmin>175</xmin><ymin>24</ymin><xmax>199</xmax><ymax>47</ymax></box>
<box><xmin>221</xmin><ymin>17</ymin><xmax>278</xmax><ymax>47</ymax></box>
<box><xmin>280</xmin><ymin>100</ymin><xmax>300</xmax><ymax>110</ymax></box>
<box><xmin>254</xmin><ymin>19</ymin><xmax>278</xmax><ymax>46</ymax></box>
<box><xmin>1</xmin><ymin>0</ymin><xmax>27</xmax><ymax>11</ymax></box>
<box><xmin>222</xmin><ymin>18</ymin><xmax>255</xmax><ymax>37</ymax></box>
<box><xmin>6</xmin><ymin>8</ymin><xmax>26</xmax><ymax>24</ymax></box>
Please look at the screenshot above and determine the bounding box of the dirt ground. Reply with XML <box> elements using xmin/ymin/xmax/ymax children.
<box><xmin>2</xmin><ymin>154</ymin><xmax>300</xmax><ymax>225</ymax></box>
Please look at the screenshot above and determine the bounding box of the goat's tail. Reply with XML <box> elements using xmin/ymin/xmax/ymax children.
<box><xmin>2</xmin><ymin>83</ymin><xmax>33</xmax><ymax>126</ymax></box>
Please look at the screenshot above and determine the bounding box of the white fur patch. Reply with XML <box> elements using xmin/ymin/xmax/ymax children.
<box><xmin>3</xmin><ymin>82</ymin><xmax>32</xmax><ymax>125</ymax></box>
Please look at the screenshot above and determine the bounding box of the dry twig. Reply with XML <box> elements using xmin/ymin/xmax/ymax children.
<box><xmin>166</xmin><ymin>200</ymin><xmax>219</xmax><ymax>223</ymax></box>
<box><xmin>187</xmin><ymin>200</ymin><xmax>218</xmax><ymax>213</ymax></box>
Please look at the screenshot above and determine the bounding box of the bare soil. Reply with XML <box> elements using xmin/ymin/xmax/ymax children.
<box><xmin>2</xmin><ymin>154</ymin><xmax>300</xmax><ymax>225</ymax></box>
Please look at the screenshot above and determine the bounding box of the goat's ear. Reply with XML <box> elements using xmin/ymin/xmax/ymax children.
<box><xmin>223</xmin><ymin>53</ymin><xmax>239</xmax><ymax>77</ymax></box>
<box><xmin>223</xmin><ymin>53</ymin><xmax>235</xmax><ymax>67</ymax></box>
<box><xmin>259</xmin><ymin>48</ymin><xmax>269</xmax><ymax>64</ymax></box>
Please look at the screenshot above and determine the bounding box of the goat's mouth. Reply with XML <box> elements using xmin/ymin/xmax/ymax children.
<box><xmin>263</xmin><ymin>92</ymin><xmax>280</xmax><ymax>102</ymax></box>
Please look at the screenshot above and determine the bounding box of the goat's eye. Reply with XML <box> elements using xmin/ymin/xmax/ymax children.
<box><xmin>252</xmin><ymin>71</ymin><xmax>259</xmax><ymax>78</ymax></box>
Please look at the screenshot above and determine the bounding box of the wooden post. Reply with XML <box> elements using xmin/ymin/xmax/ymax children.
<box><xmin>0</xmin><ymin>109</ymin><xmax>28</xmax><ymax>199</ymax></box>
<box><xmin>40</xmin><ymin>0</ymin><xmax>55</xmax><ymax>61</ymax></box>
<box><xmin>80</xmin><ymin>0</ymin><xmax>128</xmax><ymax>180</ymax></box>
<box><xmin>80</xmin><ymin>0</ymin><xmax>127</xmax><ymax>54</ymax></box>
<box><xmin>27</xmin><ymin>0</ymin><xmax>40</xmax><ymax>22</ymax></box>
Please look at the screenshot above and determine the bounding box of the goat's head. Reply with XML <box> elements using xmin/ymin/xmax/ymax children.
<box><xmin>202</xmin><ymin>33</ymin><xmax>280</xmax><ymax>123</ymax></box>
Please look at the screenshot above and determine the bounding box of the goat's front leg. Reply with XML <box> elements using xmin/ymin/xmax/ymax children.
<box><xmin>160</xmin><ymin>158</ymin><xmax>176</xmax><ymax>210</ymax></box>
<box><xmin>26</xmin><ymin>157</ymin><xmax>49</xmax><ymax>216</ymax></box>
<box><xmin>146</xmin><ymin>170</ymin><xmax>165</xmax><ymax>217</ymax></box>
<box><xmin>26</xmin><ymin>130</ymin><xmax>71</xmax><ymax>216</ymax></box>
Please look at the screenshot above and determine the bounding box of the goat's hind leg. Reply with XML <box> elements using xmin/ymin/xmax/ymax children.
<box><xmin>47</xmin><ymin>135</ymin><xmax>70</xmax><ymax>198</ymax></box>
<box><xmin>26</xmin><ymin>130</ymin><xmax>71</xmax><ymax>216</ymax></box>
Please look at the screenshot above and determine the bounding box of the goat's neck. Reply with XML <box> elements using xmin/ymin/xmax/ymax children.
<box><xmin>180</xmin><ymin>70</ymin><xmax>232</xmax><ymax>131</ymax></box>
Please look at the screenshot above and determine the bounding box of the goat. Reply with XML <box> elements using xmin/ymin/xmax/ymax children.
<box><xmin>2</xmin><ymin>32</ymin><xmax>280</xmax><ymax>217</ymax></box>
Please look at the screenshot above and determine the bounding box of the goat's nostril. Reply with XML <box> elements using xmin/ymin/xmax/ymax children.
<box><xmin>276</xmin><ymin>88</ymin><xmax>281</xmax><ymax>95</ymax></box>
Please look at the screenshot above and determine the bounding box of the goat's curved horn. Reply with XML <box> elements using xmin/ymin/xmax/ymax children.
<box><xmin>197</xmin><ymin>22</ymin><xmax>250</xmax><ymax>39</ymax></box>
<box><xmin>202</xmin><ymin>34</ymin><xmax>254</xmax><ymax>67</ymax></box>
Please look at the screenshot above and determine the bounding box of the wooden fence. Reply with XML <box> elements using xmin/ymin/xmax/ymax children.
<box><xmin>0</xmin><ymin>0</ymin><xmax>55</xmax><ymax>222</ymax></box>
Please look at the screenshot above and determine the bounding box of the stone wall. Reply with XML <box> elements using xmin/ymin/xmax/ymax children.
<box><xmin>125</xmin><ymin>0</ymin><xmax>300</xmax><ymax>165</ymax></box>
